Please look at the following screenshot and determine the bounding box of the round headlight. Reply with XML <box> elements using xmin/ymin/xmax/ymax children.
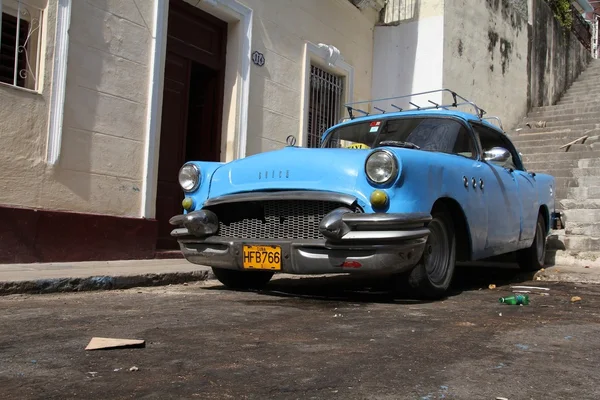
<box><xmin>178</xmin><ymin>163</ymin><xmax>200</xmax><ymax>192</ymax></box>
<box><xmin>365</xmin><ymin>150</ymin><xmax>398</xmax><ymax>185</ymax></box>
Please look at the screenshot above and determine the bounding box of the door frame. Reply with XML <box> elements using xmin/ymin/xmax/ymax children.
<box><xmin>141</xmin><ymin>0</ymin><xmax>253</xmax><ymax>219</ymax></box>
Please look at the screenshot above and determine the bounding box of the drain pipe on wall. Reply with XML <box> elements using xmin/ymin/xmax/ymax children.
<box><xmin>141</xmin><ymin>0</ymin><xmax>168</xmax><ymax>219</ymax></box>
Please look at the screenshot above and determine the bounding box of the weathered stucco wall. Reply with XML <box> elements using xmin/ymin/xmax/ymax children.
<box><xmin>443</xmin><ymin>0</ymin><xmax>529</xmax><ymax>131</ymax></box>
<box><xmin>0</xmin><ymin>0</ymin><xmax>378</xmax><ymax>218</ymax></box>
<box><xmin>0</xmin><ymin>1</ymin><xmax>58</xmax><ymax>209</ymax></box>
<box><xmin>372</xmin><ymin>0</ymin><xmax>446</xmax><ymax>109</ymax></box>
<box><xmin>529</xmin><ymin>0</ymin><xmax>592</xmax><ymax>108</ymax></box>
<box><xmin>243</xmin><ymin>0</ymin><xmax>379</xmax><ymax>155</ymax></box>
<box><xmin>52</xmin><ymin>0</ymin><xmax>153</xmax><ymax>217</ymax></box>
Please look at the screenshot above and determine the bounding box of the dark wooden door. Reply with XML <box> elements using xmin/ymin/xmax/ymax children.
<box><xmin>155</xmin><ymin>52</ymin><xmax>191</xmax><ymax>250</ymax></box>
<box><xmin>155</xmin><ymin>0</ymin><xmax>227</xmax><ymax>250</ymax></box>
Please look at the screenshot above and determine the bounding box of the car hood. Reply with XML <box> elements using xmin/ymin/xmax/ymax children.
<box><xmin>208</xmin><ymin>147</ymin><xmax>370</xmax><ymax>198</ymax></box>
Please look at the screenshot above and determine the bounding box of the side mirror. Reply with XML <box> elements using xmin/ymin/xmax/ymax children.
<box><xmin>484</xmin><ymin>147</ymin><xmax>511</xmax><ymax>163</ymax></box>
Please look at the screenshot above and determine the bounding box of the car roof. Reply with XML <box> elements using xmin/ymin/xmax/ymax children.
<box><xmin>321</xmin><ymin>109</ymin><xmax>503</xmax><ymax>141</ymax></box>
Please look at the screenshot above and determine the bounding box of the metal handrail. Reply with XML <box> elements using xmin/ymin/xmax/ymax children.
<box><xmin>343</xmin><ymin>89</ymin><xmax>487</xmax><ymax>120</ymax></box>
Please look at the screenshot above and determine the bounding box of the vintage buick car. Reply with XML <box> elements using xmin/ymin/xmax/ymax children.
<box><xmin>170</xmin><ymin>90</ymin><xmax>562</xmax><ymax>298</ymax></box>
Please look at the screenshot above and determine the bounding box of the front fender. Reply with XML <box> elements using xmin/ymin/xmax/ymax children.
<box><xmin>182</xmin><ymin>161</ymin><xmax>225</xmax><ymax>213</ymax></box>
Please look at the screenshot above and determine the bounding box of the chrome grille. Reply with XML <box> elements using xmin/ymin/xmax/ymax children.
<box><xmin>207</xmin><ymin>200</ymin><xmax>359</xmax><ymax>240</ymax></box>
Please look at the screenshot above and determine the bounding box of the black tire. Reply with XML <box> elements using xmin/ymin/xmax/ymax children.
<box><xmin>407</xmin><ymin>209</ymin><xmax>456</xmax><ymax>299</ymax></box>
<box><xmin>211</xmin><ymin>267</ymin><xmax>274</xmax><ymax>290</ymax></box>
<box><xmin>517</xmin><ymin>213</ymin><xmax>546</xmax><ymax>271</ymax></box>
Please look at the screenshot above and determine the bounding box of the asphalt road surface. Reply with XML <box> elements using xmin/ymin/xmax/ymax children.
<box><xmin>1</xmin><ymin>266</ymin><xmax>599</xmax><ymax>399</ymax></box>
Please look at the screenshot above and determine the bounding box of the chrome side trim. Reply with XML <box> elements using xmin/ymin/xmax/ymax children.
<box><xmin>342</xmin><ymin>212</ymin><xmax>431</xmax><ymax>226</ymax></box>
<box><xmin>203</xmin><ymin>190</ymin><xmax>358</xmax><ymax>207</ymax></box>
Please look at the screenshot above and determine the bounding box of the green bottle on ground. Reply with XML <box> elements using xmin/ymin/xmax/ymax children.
<box><xmin>499</xmin><ymin>294</ymin><xmax>530</xmax><ymax>305</ymax></box>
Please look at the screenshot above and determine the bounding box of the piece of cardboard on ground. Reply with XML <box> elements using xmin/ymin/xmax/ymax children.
<box><xmin>85</xmin><ymin>337</ymin><xmax>145</xmax><ymax>351</ymax></box>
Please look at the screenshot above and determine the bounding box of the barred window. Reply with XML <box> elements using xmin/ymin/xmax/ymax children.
<box><xmin>307</xmin><ymin>64</ymin><xmax>344</xmax><ymax>148</ymax></box>
<box><xmin>0</xmin><ymin>0</ymin><xmax>44</xmax><ymax>91</ymax></box>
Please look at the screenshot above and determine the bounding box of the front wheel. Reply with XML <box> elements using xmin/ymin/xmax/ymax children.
<box><xmin>517</xmin><ymin>213</ymin><xmax>546</xmax><ymax>271</ymax></box>
<box><xmin>407</xmin><ymin>209</ymin><xmax>456</xmax><ymax>299</ymax></box>
<box><xmin>211</xmin><ymin>267</ymin><xmax>274</xmax><ymax>290</ymax></box>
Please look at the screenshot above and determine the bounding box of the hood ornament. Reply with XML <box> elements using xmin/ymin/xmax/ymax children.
<box><xmin>286</xmin><ymin>135</ymin><xmax>297</xmax><ymax>147</ymax></box>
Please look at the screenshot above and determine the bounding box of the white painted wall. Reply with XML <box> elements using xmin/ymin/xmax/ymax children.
<box><xmin>371</xmin><ymin>0</ymin><xmax>446</xmax><ymax>111</ymax></box>
<box><xmin>372</xmin><ymin>15</ymin><xmax>445</xmax><ymax>111</ymax></box>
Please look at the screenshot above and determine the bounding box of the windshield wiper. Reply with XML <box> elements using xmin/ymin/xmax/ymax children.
<box><xmin>378</xmin><ymin>140</ymin><xmax>421</xmax><ymax>150</ymax></box>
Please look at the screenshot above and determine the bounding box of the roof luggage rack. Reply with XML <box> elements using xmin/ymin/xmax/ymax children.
<box><xmin>482</xmin><ymin>116</ymin><xmax>504</xmax><ymax>131</ymax></box>
<box><xmin>343</xmin><ymin>89</ymin><xmax>488</xmax><ymax>121</ymax></box>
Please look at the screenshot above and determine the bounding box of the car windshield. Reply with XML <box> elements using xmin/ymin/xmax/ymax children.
<box><xmin>321</xmin><ymin>116</ymin><xmax>475</xmax><ymax>158</ymax></box>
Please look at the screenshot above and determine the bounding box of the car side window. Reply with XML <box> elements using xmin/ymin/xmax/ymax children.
<box><xmin>471</xmin><ymin>123</ymin><xmax>520</xmax><ymax>170</ymax></box>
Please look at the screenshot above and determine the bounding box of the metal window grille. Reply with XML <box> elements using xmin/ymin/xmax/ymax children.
<box><xmin>0</xmin><ymin>0</ymin><xmax>44</xmax><ymax>90</ymax></box>
<box><xmin>307</xmin><ymin>65</ymin><xmax>344</xmax><ymax>148</ymax></box>
<box><xmin>381</xmin><ymin>0</ymin><xmax>418</xmax><ymax>24</ymax></box>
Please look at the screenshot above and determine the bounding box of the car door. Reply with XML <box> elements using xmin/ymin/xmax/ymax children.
<box><xmin>503</xmin><ymin>139</ymin><xmax>538</xmax><ymax>244</ymax></box>
<box><xmin>470</xmin><ymin>123</ymin><xmax>522</xmax><ymax>254</ymax></box>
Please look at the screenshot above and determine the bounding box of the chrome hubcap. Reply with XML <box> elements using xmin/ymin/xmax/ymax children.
<box><xmin>424</xmin><ymin>219</ymin><xmax>450</xmax><ymax>285</ymax></box>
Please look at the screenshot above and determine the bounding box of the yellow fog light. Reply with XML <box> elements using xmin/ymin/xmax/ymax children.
<box><xmin>370</xmin><ymin>190</ymin><xmax>388</xmax><ymax>208</ymax></box>
<box><xmin>182</xmin><ymin>197</ymin><xmax>194</xmax><ymax>211</ymax></box>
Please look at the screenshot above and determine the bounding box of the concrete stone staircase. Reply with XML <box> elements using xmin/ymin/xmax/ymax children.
<box><xmin>509</xmin><ymin>59</ymin><xmax>600</xmax><ymax>266</ymax></box>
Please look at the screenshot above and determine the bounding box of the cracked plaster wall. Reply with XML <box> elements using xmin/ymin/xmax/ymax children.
<box><xmin>442</xmin><ymin>0</ymin><xmax>529</xmax><ymax>131</ymax></box>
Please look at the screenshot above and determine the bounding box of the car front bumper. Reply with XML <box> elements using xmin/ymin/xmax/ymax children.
<box><xmin>170</xmin><ymin>207</ymin><xmax>431</xmax><ymax>275</ymax></box>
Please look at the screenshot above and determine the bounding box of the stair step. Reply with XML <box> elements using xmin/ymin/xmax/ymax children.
<box><xmin>524</xmin><ymin>159</ymin><xmax>579</xmax><ymax>172</ymax></box>
<box><xmin>563</xmin><ymin>82</ymin><xmax>600</xmax><ymax>91</ymax></box>
<box><xmin>519</xmin><ymin>62</ymin><xmax>600</xmax><ymax>255</ymax></box>
<box><xmin>521</xmin><ymin>151</ymin><xmax>600</xmax><ymax>163</ymax></box>
<box><xmin>568</xmin><ymin>176</ymin><xmax>600</xmax><ymax>186</ymax></box>
<box><xmin>536</xmin><ymin>169</ymin><xmax>574</xmax><ymax>178</ymax></box>
<box><xmin>553</xmin><ymin>177</ymin><xmax>579</xmax><ymax>188</ymax></box>
<box><xmin>561</xmin><ymin>90</ymin><xmax>600</xmax><ymax>98</ymax></box>
<box><xmin>510</xmin><ymin>135</ymin><xmax>600</xmax><ymax>147</ymax></box>
<box><xmin>531</xmin><ymin>100</ymin><xmax>600</xmax><ymax>112</ymax></box>
<box><xmin>516</xmin><ymin>143</ymin><xmax>593</xmax><ymax>154</ymax></box>
<box><xmin>563</xmin><ymin>236</ymin><xmax>600</xmax><ymax>252</ymax></box>
<box><xmin>555</xmin><ymin>189</ymin><xmax>570</xmax><ymax>201</ymax></box>
<box><xmin>517</xmin><ymin>120</ymin><xmax>600</xmax><ymax>130</ymax></box>
<box><xmin>562</xmin><ymin>208</ymin><xmax>600</xmax><ymax>223</ymax></box>
<box><xmin>572</xmin><ymin>167</ymin><xmax>600</xmax><ymax>177</ymax></box>
<box><xmin>562</xmin><ymin>90</ymin><xmax>600</xmax><ymax>99</ymax></box>
<box><xmin>557</xmin><ymin>97</ymin><xmax>600</xmax><ymax>105</ymax></box>
<box><xmin>563</xmin><ymin>82</ymin><xmax>600</xmax><ymax>90</ymax></box>
<box><xmin>521</xmin><ymin>108</ymin><xmax>600</xmax><ymax>120</ymax></box>
<box><xmin>561</xmin><ymin>199</ymin><xmax>600</xmax><ymax>210</ymax></box>
<box><xmin>560</xmin><ymin>95</ymin><xmax>600</xmax><ymax>103</ymax></box>
<box><xmin>579</xmin><ymin>159</ymin><xmax>600</xmax><ymax>168</ymax></box>
<box><xmin>511</xmin><ymin>126</ymin><xmax>599</xmax><ymax>136</ymax></box>
<box><xmin>565</xmin><ymin>223</ymin><xmax>600</xmax><ymax>237</ymax></box>
<box><xmin>567</xmin><ymin>186</ymin><xmax>600</xmax><ymax>200</ymax></box>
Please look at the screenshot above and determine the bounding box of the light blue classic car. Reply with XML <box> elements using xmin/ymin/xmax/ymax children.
<box><xmin>170</xmin><ymin>90</ymin><xmax>562</xmax><ymax>298</ymax></box>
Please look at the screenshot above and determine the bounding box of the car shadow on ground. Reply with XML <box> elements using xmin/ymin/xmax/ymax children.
<box><xmin>204</xmin><ymin>262</ymin><xmax>538</xmax><ymax>304</ymax></box>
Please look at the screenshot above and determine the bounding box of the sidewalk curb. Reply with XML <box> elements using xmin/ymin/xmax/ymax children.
<box><xmin>0</xmin><ymin>270</ymin><xmax>216</xmax><ymax>296</ymax></box>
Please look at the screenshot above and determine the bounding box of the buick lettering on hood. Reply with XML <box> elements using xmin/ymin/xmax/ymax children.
<box><xmin>169</xmin><ymin>90</ymin><xmax>563</xmax><ymax>299</ymax></box>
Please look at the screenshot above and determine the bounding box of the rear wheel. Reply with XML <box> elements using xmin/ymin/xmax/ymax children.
<box><xmin>211</xmin><ymin>267</ymin><xmax>274</xmax><ymax>290</ymax></box>
<box><xmin>517</xmin><ymin>213</ymin><xmax>546</xmax><ymax>271</ymax></box>
<box><xmin>407</xmin><ymin>209</ymin><xmax>456</xmax><ymax>299</ymax></box>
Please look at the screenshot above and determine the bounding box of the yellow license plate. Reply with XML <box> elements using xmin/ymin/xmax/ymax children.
<box><xmin>242</xmin><ymin>245</ymin><xmax>282</xmax><ymax>270</ymax></box>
